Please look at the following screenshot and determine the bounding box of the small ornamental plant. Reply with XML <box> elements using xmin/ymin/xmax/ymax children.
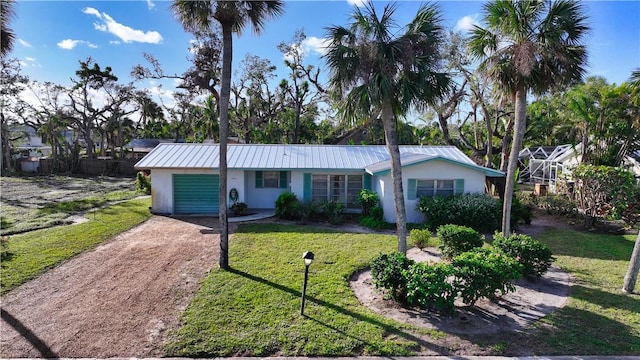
<box><xmin>135</xmin><ymin>171</ymin><xmax>151</xmax><ymax>195</ymax></box>
<box><xmin>451</xmin><ymin>248</ymin><xmax>523</xmax><ymax>305</ymax></box>
<box><xmin>404</xmin><ymin>262</ymin><xmax>456</xmax><ymax>312</ymax></box>
<box><xmin>436</xmin><ymin>224</ymin><xmax>484</xmax><ymax>259</ymax></box>
<box><xmin>409</xmin><ymin>228</ymin><xmax>438</xmax><ymax>250</ymax></box>
<box><xmin>493</xmin><ymin>232</ymin><xmax>555</xmax><ymax>278</ymax></box>
<box><xmin>274</xmin><ymin>192</ymin><xmax>301</xmax><ymax>220</ymax></box>
<box><xmin>370</xmin><ymin>252</ymin><xmax>415</xmax><ymax>301</ymax></box>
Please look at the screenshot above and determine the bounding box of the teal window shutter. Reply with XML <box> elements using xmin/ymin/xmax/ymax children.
<box><xmin>363</xmin><ymin>174</ymin><xmax>372</xmax><ymax>190</ymax></box>
<box><xmin>279</xmin><ymin>171</ymin><xmax>288</xmax><ymax>188</ymax></box>
<box><xmin>255</xmin><ymin>171</ymin><xmax>263</xmax><ymax>188</ymax></box>
<box><xmin>455</xmin><ymin>179</ymin><xmax>464</xmax><ymax>194</ymax></box>
<box><xmin>303</xmin><ymin>173</ymin><xmax>311</xmax><ymax>202</ymax></box>
<box><xmin>407</xmin><ymin>179</ymin><xmax>417</xmax><ymax>200</ymax></box>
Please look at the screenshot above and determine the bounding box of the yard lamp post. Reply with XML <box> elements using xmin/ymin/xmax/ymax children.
<box><xmin>301</xmin><ymin>251</ymin><xmax>314</xmax><ymax>316</ymax></box>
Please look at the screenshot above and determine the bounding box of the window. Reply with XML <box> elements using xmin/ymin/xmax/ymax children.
<box><xmin>413</xmin><ymin>179</ymin><xmax>461</xmax><ymax>198</ymax></box>
<box><xmin>311</xmin><ymin>174</ymin><xmax>362</xmax><ymax>208</ymax></box>
<box><xmin>263</xmin><ymin>171</ymin><xmax>280</xmax><ymax>188</ymax></box>
<box><xmin>256</xmin><ymin>171</ymin><xmax>287</xmax><ymax>189</ymax></box>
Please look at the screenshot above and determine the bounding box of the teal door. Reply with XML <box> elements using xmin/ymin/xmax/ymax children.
<box><xmin>173</xmin><ymin>174</ymin><xmax>219</xmax><ymax>214</ymax></box>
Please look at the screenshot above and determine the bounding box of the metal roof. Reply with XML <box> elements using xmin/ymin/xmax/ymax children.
<box><xmin>365</xmin><ymin>153</ymin><xmax>504</xmax><ymax>177</ymax></box>
<box><xmin>134</xmin><ymin>144</ymin><xmax>497</xmax><ymax>174</ymax></box>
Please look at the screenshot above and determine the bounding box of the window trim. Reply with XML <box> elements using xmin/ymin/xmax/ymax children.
<box><xmin>408</xmin><ymin>178</ymin><xmax>464</xmax><ymax>199</ymax></box>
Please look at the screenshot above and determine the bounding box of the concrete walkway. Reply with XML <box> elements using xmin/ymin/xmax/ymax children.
<box><xmin>229</xmin><ymin>209</ymin><xmax>275</xmax><ymax>223</ymax></box>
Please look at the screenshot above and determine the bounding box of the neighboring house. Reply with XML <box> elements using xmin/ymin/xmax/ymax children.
<box><xmin>134</xmin><ymin>144</ymin><xmax>504</xmax><ymax>223</ymax></box>
<box><xmin>124</xmin><ymin>139</ymin><xmax>174</xmax><ymax>160</ymax></box>
<box><xmin>520</xmin><ymin>143</ymin><xmax>640</xmax><ymax>192</ymax></box>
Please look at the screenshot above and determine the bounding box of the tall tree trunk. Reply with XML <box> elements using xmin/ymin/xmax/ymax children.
<box><xmin>501</xmin><ymin>88</ymin><xmax>527</xmax><ymax>235</ymax></box>
<box><xmin>381</xmin><ymin>103</ymin><xmax>407</xmax><ymax>253</ymax></box>
<box><xmin>622</xmin><ymin>231</ymin><xmax>640</xmax><ymax>293</ymax></box>
<box><xmin>218</xmin><ymin>24</ymin><xmax>232</xmax><ymax>270</ymax></box>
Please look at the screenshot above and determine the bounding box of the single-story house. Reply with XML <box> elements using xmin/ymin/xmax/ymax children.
<box><xmin>134</xmin><ymin>144</ymin><xmax>504</xmax><ymax>223</ymax></box>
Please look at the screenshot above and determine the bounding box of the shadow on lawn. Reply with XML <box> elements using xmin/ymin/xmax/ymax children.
<box><xmin>229</xmin><ymin>267</ymin><xmax>450</xmax><ymax>354</ymax></box>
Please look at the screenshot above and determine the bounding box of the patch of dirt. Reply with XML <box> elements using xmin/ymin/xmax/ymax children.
<box><xmin>0</xmin><ymin>215</ymin><xmax>225</xmax><ymax>358</ymax></box>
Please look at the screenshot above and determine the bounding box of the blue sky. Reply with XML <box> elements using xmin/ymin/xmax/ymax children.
<box><xmin>10</xmin><ymin>0</ymin><xmax>640</xmax><ymax>103</ymax></box>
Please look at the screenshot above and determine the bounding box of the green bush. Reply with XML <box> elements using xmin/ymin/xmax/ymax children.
<box><xmin>359</xmin><ymin>215</ymin><xmax>393</xmax><ymax>229</ymax></box>
<box><xmin>275</xmin><ymin>192</ymin><xmax>301</xmax><ymax>220</ymax></box>
<box><xmin>451</xmin><ymin>248</ymin><xmax>522</xmax><ymax>305</ymax></box>
<box><xmin>230</xmin><ymin>202</ymin><xmax>248</xmax><ymax>216</ymax></box>
<box><xmin>356</xmin><ymin>189</ymin><xmax>380</xmax><ymax>216</ymax></box>
<box><xmin>370</xmin><ymin>252</ymin><xmax>415</xmax><ymax>301</ymax></box>
<box><xmin>511</xmin><ymin>196</ymin><xmax>533</xmax><ymax>228</ymax></box>
<box><xmin>436</xmin><ymin>224</ymin><xmax>484</xmax><ymax>259</ymax></box>
<box><xmin>493</xmin><ymin>232</ymin><xmax>555</xmax><ymax>278</ymax></box>
<box><xmin>418</xmin><ymin>194</ymin><xmax>501</xmax><ymax>232</ymax></box>
<box><xmin>321</xmin><ymin>200</ymin><xmax>345</xmax><ymax>225</ymax></box>
<box><xmin>404</xmin><ymin>262</ymin><xmax>456</xmax><ymax>312</ymax></box>
<box><xmin>135</xmin><ymin>171</ymin><xmax>151</xmax><ymax>195</ymax></box>
<box><xmin>409</xmin><ymin>229</ymin><xmax>438</xmax><ymax>249</ymax></box>
<box><xmin>299</xmin><ymin>201</ymin><xmax>324</xmax><ymax>222</ymax></box>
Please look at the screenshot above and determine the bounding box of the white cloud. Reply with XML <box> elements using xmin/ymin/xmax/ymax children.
<box><xmin>18</xmin><ymin>38</ymin><xmax>32</xmax><ymax>47</ymax></box>
<box><xmin>302</xmin><ymin>36</ymin><xmax>329</xmax><ymax>56</ymax></box>
<box><xmin>347</xmin><ymin>0</ymin><xmax>367</xmax><ymax>7</ymax></box>
<box><xmin>25</xmin><ymin>57</ymin><xmax>36</xmax><ymax>62</ymax></box>
<box><xmin>84</xmin><ymin>8</ymin><xmax>163</xmax><ymax>44</ymax></box>
<box><xmin>146</xmin><ymin>0</ymin><xmax>156</xmax><ymax>10</ymax></box>
<box><xmin>455</xmin><ymin>15</ymin><xmax>480</xmax><ymax>32</ymax></box>
<box><xmin>82</xmin><ymin>7</ymin><xmax>102</xmax><ymax>18</ymax></box>
<box><xmin>57</xmin><ymin>39</ymin><xmax>81</xmax><ymax>50</ymax></box>
<box><xmin>56</xmin><ymin>39</ymin><xmax>98</xmax><ymax>50</ymax></box>
<box><xmin>109</xmin><ymin>40</ymin><xmax>121</xmax><ymax>45</ymax></box>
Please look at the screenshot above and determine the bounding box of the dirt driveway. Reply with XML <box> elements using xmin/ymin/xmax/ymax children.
<box><xmin>0</xmin><ymin>215</ymin><xmax>221</xmax><ymax>358</ymax></box>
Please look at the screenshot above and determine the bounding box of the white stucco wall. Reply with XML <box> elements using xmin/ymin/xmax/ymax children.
<box><xmin>244</xmin><ymin>170</ymin><xmax>290</xmax><ymax>209</ymax></box>
<box><xmin>150</xmin><ymin>168</ymin><xmax>218</xmax><ymax>214</ymax></box>
<box><xmin>228</xmin><ymin>169</ymin><xmax>245</xmax><ymax>206</ymax></box>
<box><xmin>374</xmin><ymin>160</ymin><xmax>488</xmax><ymax>223</ymax></box>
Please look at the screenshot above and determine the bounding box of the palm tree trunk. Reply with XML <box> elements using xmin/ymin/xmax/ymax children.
<box><xmin>218</xmin><ymin>24</ymin><xmax>232</xmax><ymax>270</ymax></box>
<box><xmin>381</xmin><ymin>103</ymin><xmax>407</xmax><ymax>253</ymax></box>
<box><xmin>501</xmin><ymin>88</ymin><xmax>527</xmax><ymax>235</ymax></box>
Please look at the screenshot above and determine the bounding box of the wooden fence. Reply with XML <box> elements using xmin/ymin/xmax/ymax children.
<box><xmin>38</xmin><ymin>158</ymin><xmax>138</xmax><ymax>176</ymax></box>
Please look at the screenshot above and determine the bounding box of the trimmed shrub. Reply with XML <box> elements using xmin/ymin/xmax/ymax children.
<box><xmin>275</xmin><ymin>192</ymin><xmax>301</xmax><ymax>220</ymax></box>
<box><xmin>404</xmin><ymin>262</ymin><xmax>456</xmax><ymax>312</ymax></box>
<box><xmin>511</xmin><ymin>196</ymin><xmax>533</xmax><ymax>227</ymax></box>
<box><xmin>356</xmin><ymin>189</ymin><xmax>380</xmax><ymax>216</ymax></box>
<box><xmin>409</xmin><ymin>229</ymin><xmax>438</xmax><ymax>249</ymax></box>
<box><xmin>493</xmin><ymin>233</ymin><xmax>555</xmax><ymax>278</ymax></box>
<box><xmin>135</xmin><ymin>171</ymin><xmax>151</xmax><ymax>194</ymax></box>
<box><xmin>370</xmin><ymin>252</ymin><xmax>415</xmax><ymax>301</ymax></box>
<box><xmin>436</xmin><ymin>224</ymin><xmax>484</xmax><ymax>259</ymax></box>
<box><xmin>418</xmin><ymin>193</ymin><xmax>501</xmax><ymax>232</ymax></box>
<box><xmin>230</xmin><ymin>202</ymin><xmax>248</xmax><ymax>216</ymax></box>
<box><xmin>321</xmin><ymin>200</ymin><xmax>345</xmax><ymax>225</ymax></box>
<box><xmin>452</xmin><ymin>248</ymin><xmax>523</xmax><ymax>305</ymax></box>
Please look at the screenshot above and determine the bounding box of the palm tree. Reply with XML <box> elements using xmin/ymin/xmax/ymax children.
<box><xmin>469</xmin><ymin>0</ymin><xmax>589</xmax><ymax>235</ymax></box>
<box><xmin>171</xmin><ymin>0</ymin><xmax>284</xmax><ymax>269</ymax></box>
<box><xmin>1</xmin><ymin>0</ymin><xmax>16</xmax><ymax>57</ymax></box>
<box><xmin>324</xmin><ymin>2</ymin><xmax>449</xmax><ymax>253</ymax></box>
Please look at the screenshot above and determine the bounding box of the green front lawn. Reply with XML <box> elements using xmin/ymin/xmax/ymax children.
<box><xmin>164</xmin><ymin>223</ymin><xmax>440</xmax><ymax>356</ymax></box>
<box><xmin>166</xmin><ymin>224</ymin><xmax>640</xmax><ymax>356</ymax></box>
<box><xmin>0</xmin><ymin>198</ymin><xmax>151</xmax><ymax>294</ymax></box>
<box><xmin>527</xmin><ymin>229</ymin><xmax>640</xmax><ymax>355</ymax></box>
